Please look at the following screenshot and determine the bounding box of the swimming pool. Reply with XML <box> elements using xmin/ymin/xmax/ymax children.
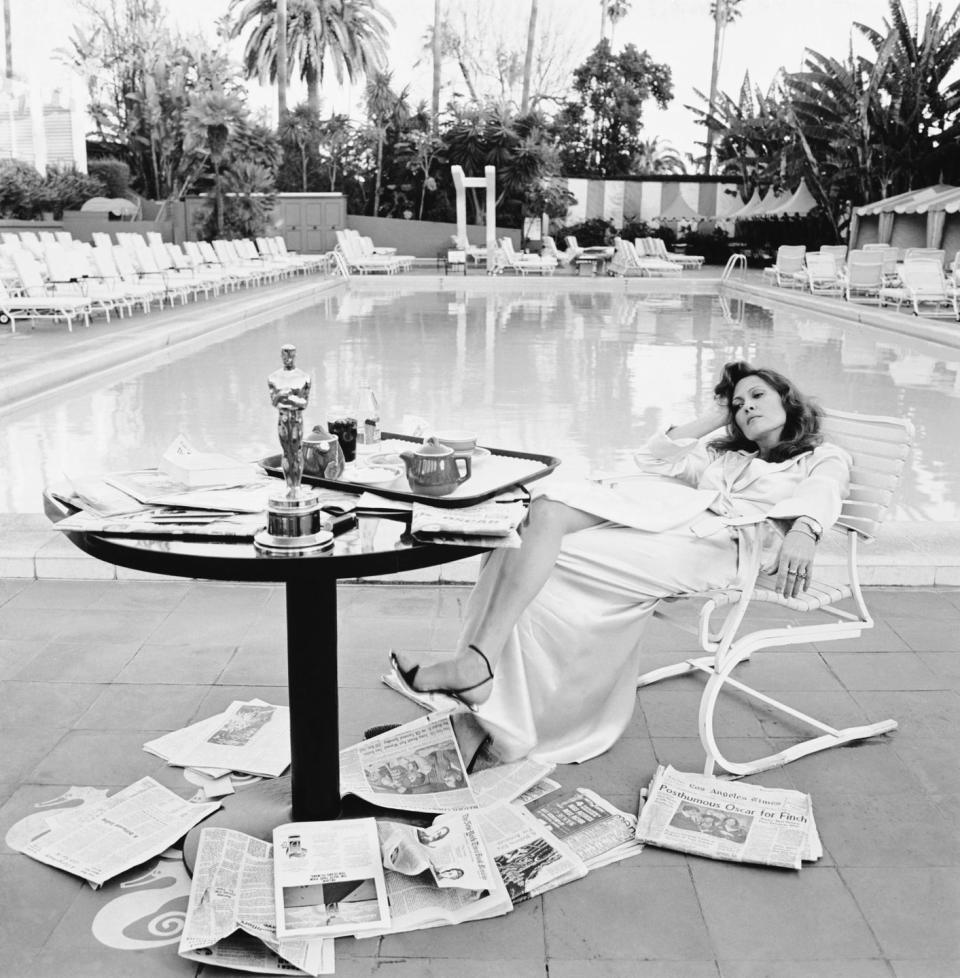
<box><xmin>2</xmin><ymin>283</ymin><xmax>958</xmax><ymax>519</ymax></box>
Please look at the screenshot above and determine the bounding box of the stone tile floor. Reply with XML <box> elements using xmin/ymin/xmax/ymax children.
<box><xmin>0</xmin><ymin>578</ymin><xmax>958</xmax><ymax>977</ymax></box>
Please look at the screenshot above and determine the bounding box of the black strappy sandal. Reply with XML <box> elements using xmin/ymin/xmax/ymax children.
<box><xmin>390</xmin><ymin>645</ymin><xmax>493</xmax><ymax>711</ymax></box>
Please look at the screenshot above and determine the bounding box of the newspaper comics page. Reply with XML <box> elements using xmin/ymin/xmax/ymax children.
<box><xmin>273</xmin><ymin>819</ymin><xmax>390</xmax><ymax>940</ymax></box>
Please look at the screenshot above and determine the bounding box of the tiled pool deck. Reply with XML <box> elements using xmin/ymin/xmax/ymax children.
<box><xmin>2</xmin><ymin>265</ymin><xmax>959</xmax><ymax>975</ymax></box>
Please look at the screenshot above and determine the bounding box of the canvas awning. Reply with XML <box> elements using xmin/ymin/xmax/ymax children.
<box><xmin>766</xmin><ymin>179</ymin><xmax>819</xmax><ymax>217</ymax></box>
<box><xmin>855</xmin><ymin>184</ymin><xmax>959</xmax><ymax>216</ymax></box>
<box><xmin>726</xmin><ymin>187</ymin><xmax>762</xmax><ymax>220</ymax></box>
<box><xmin>742</xmin><ymin>188</ymin><xmax>790</xmax><ymax>220</ymax></box>
<box><xmin>657</xmin><ymin>193</ymin><xmax>701</xmax><ymax>222</ymax></box>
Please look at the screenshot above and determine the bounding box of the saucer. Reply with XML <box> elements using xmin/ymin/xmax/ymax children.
<box><xmin>452</xmin><ymin>446</ymin><xmax>491</xmax><ymax>460</ymax></box>
<box><xmin>345</xmin><ymin>464</ymin><xmax>403</xmax><ymax>486</ymax></box>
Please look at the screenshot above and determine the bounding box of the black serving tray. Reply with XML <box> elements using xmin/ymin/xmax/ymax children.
<box><xmin>259</xmin><ymin>431</ymin><xmax>561</xmax><ymax>508</ymax></box>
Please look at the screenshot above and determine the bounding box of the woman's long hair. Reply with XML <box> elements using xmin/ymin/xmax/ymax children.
<box><xmin>708</xmin><ymin>361</ymin><xmax>823</xmax><ymax>463</ymax></box>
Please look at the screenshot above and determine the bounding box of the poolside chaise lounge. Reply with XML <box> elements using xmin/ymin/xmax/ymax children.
<box><xmin>762</xmin><ymin>245</ymin><xmax>806</xmax><ymax>287</ymax></box>
<box><xmin>880</xmin><ymin>260</ymin><xmax>959</xmax><ymax>319</ymax></box>
<box><xmin>608</xmin><ymin>238</ymin><xmax>681</xmax><ymax>278</ymax></box>
<box><xmin>641</xmin><ymin>237</ymin><xmax>705</xmax><ymax>269</ymax></box>
<box><xmin>842</xmin><ymin>250</ymin><xmax>884</xmax><ymax>304</ymax></box>
<box><xmin>491</xmin><ymin>237</ymin><xmax>557</xmax><ymax>276</ymax></box>
<box><xmin>335</xmin><ymin>231</ymin><xmax>401</xmax><ymax>274</ymax></box>
<box><xmin>450</xmin><ymin>233</ymin><xmax>487</xmax><ymax>266</ymax></box>
<box><xmin>800</xmin><ymin>253</ymin><xmax>844</xmax><ymax>296</ymax></box>
<box><xmin>4</xmin><ymin>250</ymin><xmax>93</xmax><ymax>331</ymax></box>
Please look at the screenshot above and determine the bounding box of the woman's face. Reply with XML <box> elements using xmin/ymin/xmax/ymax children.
<box><xmin>731</xmin><ymin>375</ymin><xmax>787</xmax><ymax>454</ymax></box>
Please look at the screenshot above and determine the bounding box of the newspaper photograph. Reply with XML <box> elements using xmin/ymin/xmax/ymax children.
<box><xmin>273</xmin><ymin>818</ymin><xmax>390</xmax><ymax>940</ymax></box>
<box><xmin>340</xmin><ymin>714</ymin><xmax>476</xmax><ymax>812</ymax></box>
<box><xmin>165</xmin><ymin>700</ymin><xmax>291</xmax><ymax>778</ymax></box>
<box><xmin>475</xmin><ymin>802</ymin><xmax>587</xmax><ymax>904</ymax></box>
<box><xmin>378</xmin><ymin>810</ymin><xmax>497</xmax><ymax>892</ymax></box>
<box><xmin>635</xmin><ymin>765</ymin><xmax>821</xmax><ymax>870</ymax></box>
<box><xmin>179</xmin><ymin>827</ymin><xmax>333</xmax><ymax>976</ymax></box>
<box><xmin>525</xmin><ymin>785</ymin><xmax>643</xmax><ymax>869</ymax></box>
<box><xmin>20</xmin><ymin>777</ymin><xmax>219</xmax><ymax>887</ymax></box>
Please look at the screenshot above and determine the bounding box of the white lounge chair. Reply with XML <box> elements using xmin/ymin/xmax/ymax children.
<box><xmin>643</xmin><ymin>237</ymin><xmax>704</xmax><ymax>269</ymax></box>
<box><xmin>41</xmin><ymin>243</ymin><xmax>127</xmax><ymax>321</ymax></box>
<box><xmin>492</xmin><ymin>237</ymin><xmax>557</xmax><ymax>276</ymax></box>
<box><xmin>762</xmin><ymin>245</ymin><xmax>806</xmax><ymax>287</ymax></box>
<box><xmin>609</xmin><ymin>238</ymin><xmax>681</xmax><ymax>278</ymax></box>
<box><xmin>801</xmin><ymin>253</ymin><xmax>844</xmax><ymax>296</ymax></box>
<box><xmin>6</xmin><ymin>251</ymin><xmax>93</xmax><ymax>331</ymax></box>
<box><xmin>843</xmin><ymin>250</ymin><xmax>883</xmax><ymax>304</ymax></box>
<box><xmin>335</xmin><ymin>230</ymin><xmax>400</xmax><ymax>274</ymax></box>
<box><xmin>881</xmin><ymin>260</ymin><xmax>959</xmax><ymax>319</ymax></box>
<box><xmin>450</xmin><ymin>233</ymin><xmax>487</xmax><ymax>266</ymax></box>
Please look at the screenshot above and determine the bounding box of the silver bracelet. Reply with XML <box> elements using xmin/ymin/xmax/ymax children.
<box><xmin>787</xmin><ymin>524</ymin><xmax>818</xmax><ymax>542</ymax></box>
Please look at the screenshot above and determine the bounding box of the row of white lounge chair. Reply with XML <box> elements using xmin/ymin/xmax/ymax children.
<box><xmin>0</xmin><ymin>230</ymin><xmax>328</xmax><ymax>332</ymax></box>
<box><xmin>763</xmin><ymin>244</ymin><xmax>960</xmax><ymax>320</ymax></box>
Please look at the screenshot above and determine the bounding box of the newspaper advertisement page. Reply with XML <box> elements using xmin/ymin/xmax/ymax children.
<box><xmin>20</xmin><ymin>777</ymin><xmax>220</xmax><ymax>887</ymax></box>
<box><xmin>475</xmin><ymin>803</ymin><xmax>587</xmax><ymax>904</ymax></box>
<box><xmin>178</xmin><ymin>828</ymin><xmax>333</xmax><ymax>976</ymax></box>
<box><xmin>166</xmin><ymin>700</ymin><xmax>291</xmax><ymax>777</ymax></box>
<box><xmin>635</xmin><ymin>766</ymin><xmax>819</xmax><ymax>870</ymax></box>
<box><xmin>525</xmin><ymin>786</ymin><xmax>643</xmax><ymax>869</ymax></box>
<box><xmin>273</xmin><ymin>819</ymin><xmax>390</xmax><ymax>940</ymax></box>
<box><xmin>340</xmin><ymin>714</ymin><xmax>476</xmax><ymax>812</ymax></box>
<box><xmin>378</xmin><ymin>810</ymin><xmax>496</xmax><ymax>892</ymax></box>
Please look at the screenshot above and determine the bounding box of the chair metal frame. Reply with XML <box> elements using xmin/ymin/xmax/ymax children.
<box><xmin>632</xmin><ymin>408</ymin><xmax>914</xmax><ymax>778</ymax></box>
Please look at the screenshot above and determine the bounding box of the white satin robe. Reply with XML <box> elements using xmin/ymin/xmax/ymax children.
<box><xmin>463</xmin><ymin>431</ymin><xmax>851</xmax><ymax>764</ymax></box>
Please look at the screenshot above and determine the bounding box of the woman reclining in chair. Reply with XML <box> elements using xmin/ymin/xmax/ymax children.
<box><xmin>391</xmin><ymin>361</ymin><xmax>851</xmax><ymax>764</ymax></box>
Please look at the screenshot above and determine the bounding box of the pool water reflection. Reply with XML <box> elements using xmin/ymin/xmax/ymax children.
<box><xmin>3</xmin><ymin>286</ymin><xmax>959</xmax><ymax>520</ymax></box>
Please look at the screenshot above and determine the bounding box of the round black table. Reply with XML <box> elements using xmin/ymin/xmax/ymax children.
<box><xmin>44</xmin><ymin>493</ymin><xmax>484</xmax><ymax>853</ymax></box>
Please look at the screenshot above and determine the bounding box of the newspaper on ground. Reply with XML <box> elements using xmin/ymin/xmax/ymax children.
<box><xmin>273</xmin><ymin>819</ymin><xmax>390</xmax><ymax>940</ymax></box>
<box><xmin>161</xmin><ymin>700</ymin><xmax>291</xmax><ymax>778</ymax></box>
<box><xmin>379</xmin><ymin>810</ymin><xmax>496</xmax><ymax>892</ymax></box>
<box><xmin>353</xmin><ymin>812</ymin><xmax>511</xmax><ymax>937</ymax></box>
<box><xmin>340</xmin><ymin>714</ymin><xmax>554</xmax><ymax>813</ymax></box>
<box><xmin>19</xmin><ymin>777</ymin><xmax>219</xmax><ymax>887</ymax></box>
<box><xmin>144</xmin><ymin>699</ymin><xmax>280</xmax><ymax>784</ymax></box>
<box><xmin>524</xmin><ymin>784</ymin><xmax>643</xmax><ymax>869</ymax></box>
<box><xmin>474</xmin><ymin>802</ymin><xmax>587</xmax><ymax>904</ymax></box>
<box><xmin>635</xmin><ymin>765</ymin><xmax>822</xmax><ymax>870</ymax></box>
<box><xmin>179</xmin><ymin>827</ymin><xmax>333</xmax><ymax>976</ymax></box>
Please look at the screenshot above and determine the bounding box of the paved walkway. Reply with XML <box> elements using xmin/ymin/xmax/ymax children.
<box><xmin>1</xmin><ymin>578</ymin><xmax>958</xmax><ymax>976</ymax></box>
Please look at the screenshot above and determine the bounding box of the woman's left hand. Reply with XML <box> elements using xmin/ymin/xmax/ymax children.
<box><xmin>774</xmin><ymin>530</ymin><xmax>817</xmax><ymax>597</ymax></box>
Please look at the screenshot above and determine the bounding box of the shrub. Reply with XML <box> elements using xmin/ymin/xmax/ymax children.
<box><xmin>556</xmin><ymin>217</ymin><xmax>617</xmax><ymax>247</ymax></box>
<box><xmin>680</xmin><ymin>227</ymin><xmax>732</xmax><ymax>265</ymax></box>
<box><xmin>38</xmin><ymin>165</ymin><xmax>107</xmax><ymax>219</ymax></box>
<box><xmin>0</xmin><ymin>160</ymin><xmax>44</xmax><ymax>218</ymax></box>
<box><xmin>87</xmin><ymin>159</ymin><xmax>131</xmax><ymax>198</ymax></box>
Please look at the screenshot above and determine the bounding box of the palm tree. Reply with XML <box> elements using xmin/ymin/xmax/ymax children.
<box><xmin>3</xmin><ymin>0</ymin><xmax>13</xmax><ymax>79</ymax></box>
<box><xmin>633</xmin><ymin>137</ymin><xmax>687</xmax><ymax>174</ymax></box>
<box><xmin>431</xmin><ymin>0</ymin><xmax>441</xmax><ymax>131</ymax></box>
<box><xmin>365</xmin><ymin>70</ymin><xmax>409</xmax><ymax>216</ymax></box>
<box><xmin>520</xmin><ymin>0</ymin><xmax>539</xmax><ymax>114</ymax></box>
<box><xmin>229</xmin><ymin>0</ymin><xmax>393</xmax><ymax>116</ymax></box>
<box><xmin>600</xmin><ymin>0</ymin><xmax>631</xmax><ymax>45</ymax></box>
<box><xmin>277</xmin><ymin>0</ymin><xmax>288</xmax><ymax>118</ymax></box>
<box><xmin>704</xmin><ymin>0</ymin><xmax>743</xmax><ymax>174</ymax></box>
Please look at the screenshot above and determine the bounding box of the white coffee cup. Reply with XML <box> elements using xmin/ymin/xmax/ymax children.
<box><xmin>434</xmin><ymin>431</ymin><xmax>478</xmax><ymax>453</ymax></box>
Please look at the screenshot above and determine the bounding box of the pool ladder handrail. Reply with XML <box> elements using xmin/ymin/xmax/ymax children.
<box><xmin>721</xmin><ymin>253</ymin><xmax>747</xmax><ymax>281</ymax></box>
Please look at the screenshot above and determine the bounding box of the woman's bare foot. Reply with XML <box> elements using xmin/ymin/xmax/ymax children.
<box><xmin>391</xmin><ymin>645</ymin><xmax>494</xmax><ymax>708</ymax></box>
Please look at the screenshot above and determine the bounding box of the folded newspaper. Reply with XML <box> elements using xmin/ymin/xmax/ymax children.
<box><xmin>145</xmin><ymin>699</ymin><xmax>290</xmax><ymax>779</ymax></box>
<box><xmin>410</xmin><ymin>497</ymin><xmax>526</xmax><ymax>548</ymax></box>
<box><xmin>179</xmin><ymin>828</ymin><xmax>334</xmax><ymax>976</ymax></box>
<box><xmin>635</xmin><ymin>765</ymin><xmax>822</xmax><ymax>870</ymax></box>
<box><xmin>339</xmin><ymin>713</ymin><xmax>553</xmax><ymax>814</ymax></box>
<box><xmin>17</xmin><ymin>777</ymin><xmax>220</xmax><ymax>887</ymax></box>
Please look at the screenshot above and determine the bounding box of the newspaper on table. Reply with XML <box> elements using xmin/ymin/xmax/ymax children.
<box><xmin>51</xmin><ymin>508</ymin><xmax>266</xmax><ymax>540</ymax></box>
<box><xmin>160</xmin><ymin>700</ymin><xmax>291</xmax><ymax>778</ymax></box>
<box><xmin>340</xmin><ymin>713</ymin><xmax>552</xmax><ymax>813</ymax></box>
<box><xmin>105</xmin><ymin>469</ymin><xmax>277</xmax><ymax>513</ymax></box>
<box><xmin>635</xmin><ymin>765</ymin><xmax>822</xmax><ymax>870</ymax></box>
<box><xmin>524</xmin><ymin>784</ymin><xmax>643</xmax><ymax>869</ymax></box>
<box><xmin>410</xmin><ymin>496</ymin><xmax>526</xmax><ymax>548</ymax></box>
<box><xmin>179</xmin><ymin>828</ymin><xmax>333</xmax><ymax>976</ymax></box>
<box><xmin>358</xmin><ymin>811</ymin><xmax>512</xmax><ymax>936</ymax></box>
<box><xmin>273</xmin><ymin>818</ymin><xmax>390</xmax><ymax>940</ymax></box>
<box><xmin>474</xmin><ymin>802</ymin><xmax>587</xmax><ymax>904</ymax></box>
<box><xmin>19</xmin><ymin>777</ymin><xmax>219</xmax><ymax>887</ymax></box>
